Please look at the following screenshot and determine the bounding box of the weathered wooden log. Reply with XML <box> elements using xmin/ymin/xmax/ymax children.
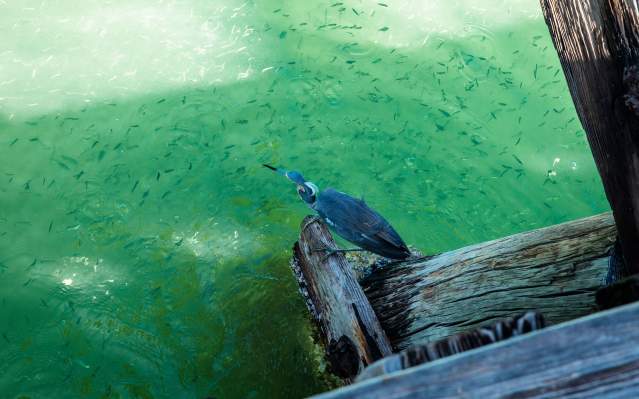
<box><xmin>355</xmin><ymin>312</ymin><xmax>545</xmax><ymax>383</ymax></box>
<box><xmin>361</xmin><ymin>212</ymin><xmax>616</xmax><ymax>350</ymax></box>
<box><xmin>290</xmin><ymin>216</ymin><xmax>393</xmax><ymax>380</ymax></box>
<box><xmin>540</xmin><ymin>0</ymin><xmax>639</xmax><ymax>274</ymax></box>
<box><xmin>312</xmin><ymin>301</ymin><xmax>639</xmax><ymax>399</ymax></box>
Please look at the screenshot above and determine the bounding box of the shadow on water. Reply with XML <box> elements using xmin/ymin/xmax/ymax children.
<box><xmin>0</xmin><ymin>13</ymin><xmax>608</xmax><ymax>398</ymax></box>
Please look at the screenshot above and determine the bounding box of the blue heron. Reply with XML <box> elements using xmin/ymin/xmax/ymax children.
<box><xmin>263</xmin><ymin>164</ymin><xmax>411</xmax><ymax>260</ymax></box>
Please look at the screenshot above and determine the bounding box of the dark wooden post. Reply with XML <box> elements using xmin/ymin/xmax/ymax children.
<box><xmin>540</xmin><ymin>0</ymin><xmax>639</xmax><ymax>274</ymax></box>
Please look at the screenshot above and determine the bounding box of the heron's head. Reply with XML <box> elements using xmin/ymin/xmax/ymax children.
<box><xmin>263</xmin><ymin>164</ymin><xmax>318</xmax><ymax>205</ymax></box>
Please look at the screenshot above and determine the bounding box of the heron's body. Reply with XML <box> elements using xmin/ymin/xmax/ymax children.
<box><xmin>313</xmin><ymin>189</ymin><xmax>410</xmax><ymax>259</ymax></box>
<box><xmin>263</xmin><ymin>164</ymin><xmax>411</xmax><ymax>260</ymax></box>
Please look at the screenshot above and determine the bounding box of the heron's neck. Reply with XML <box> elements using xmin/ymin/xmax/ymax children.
<box><xmin>307</xmin><ymin>196</ymin><xmax>318</xmax><ymax>210</ymax></box>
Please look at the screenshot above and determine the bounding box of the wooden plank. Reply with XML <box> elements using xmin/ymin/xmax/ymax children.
<box><xmin>361</xmin><ymin>213</ymin><xmax>616</xmax><ymax>350</ymax></box>
<box><xmin>291</xmin><ymin>216</ymin><xmax>393</xmax><ymax>380</ymax></box>
<box><xmin>540</xmin><ymin>0</ymin><xmax>639</xmax><ymax>274</ymax></box>
<box><xmin>312</xmin><ymin>301</ymin><xmax>639</xmax><ymax>399</ymax></box>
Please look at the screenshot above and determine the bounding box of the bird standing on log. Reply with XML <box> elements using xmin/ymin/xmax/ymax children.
<box><xmin>263</xmin><ymin>164</ymin><xmax>411</xmax><ymax>260</ymax></box>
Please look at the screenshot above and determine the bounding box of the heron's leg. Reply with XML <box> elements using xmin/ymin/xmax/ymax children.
<box><xmin>311</xmin><ymin>246</ymin><xmax>367</xmax><ymax>261</ymax></box>
<box><xmin>605</xmin><ymin>235</ymin><xmax>629</xmax><ymax>284</ymax></box>
<box><xmin>321</xmin><ymin>248</ymin><xmax>367</xmax><ymax>254</ymax></box>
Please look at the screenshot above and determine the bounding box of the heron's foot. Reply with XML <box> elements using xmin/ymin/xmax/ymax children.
<box><xmin>311</xmin><ymin>246</ymin><xmax>338</xmax><ymax>262</ymax></box>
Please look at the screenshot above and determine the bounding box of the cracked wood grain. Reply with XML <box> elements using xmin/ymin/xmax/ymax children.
<box><xmin>290</xmin><ymin>216</ymin><xmax>392</xmax><ymax>380</ymax></box>
<box><xmin>361</xmin><ymin>213</ymin><xmax>616</xmax><ymax>350</ymax></box>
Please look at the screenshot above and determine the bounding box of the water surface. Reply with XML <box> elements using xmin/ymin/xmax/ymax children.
<box><xmin>0</xmin><ymin>1</ymin><xmax>608</xmax><ymax>398</ymax></box>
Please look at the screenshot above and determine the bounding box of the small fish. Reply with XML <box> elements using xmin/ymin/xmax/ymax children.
<box><xmin>48</xmin><ymin>221</ymin><xmax>53</xmax><ymax>233</ymax></box>
<box><xmin>56</xmin><ymin>161</ymin><xmax>70</xmax><ymax>170</ymax></box>
<box><xmin>61</xmin><ymin>155</ymin><xmax>78</xmax><ymax>165</ymax></box>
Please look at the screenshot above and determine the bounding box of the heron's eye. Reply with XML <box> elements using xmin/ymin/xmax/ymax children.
<box><xmin>304</xmin><ymin>182</ymin><xmax>318</xmax><ymax>196</ymax></box>
<box><xmin>297</xmin><ymin>183</ymin><xmax>317</xmax><ymax>204</ymax></box>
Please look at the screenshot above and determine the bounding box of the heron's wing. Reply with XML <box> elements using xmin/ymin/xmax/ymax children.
<box><xmin>318</xmin><ymin>189</ymin><xmax>407</xmax><ymax>249</ymax></box>
<box><xmin>364</xmin><ymin>224</ymin><xmax>406</xmax><ymax>249</ymax></box>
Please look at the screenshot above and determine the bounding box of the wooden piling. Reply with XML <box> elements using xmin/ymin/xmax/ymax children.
<box><xmin>540</xmin><ymin>0</ymin><xmax>639</xmax><ymax>274</ymax></box>
<box><xmin>361</xmin><ymin>212</ymin><xmax>615</xmax><ymax>350</ymax></box>
<box><xmin>290</xmin><ymin>216</ymin><xmax>392</xmax><ymax>380</ymax></box>
<box><xmin>292</xmin><ymin>213</ymin><xmax>616</xmax><ymax>379</ymax></box>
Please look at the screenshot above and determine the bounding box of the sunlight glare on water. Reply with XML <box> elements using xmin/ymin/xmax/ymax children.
<box><xmin>0</xmin><ymin>0</ymin><xmax>608</xmax><ymax>398</ymax></box>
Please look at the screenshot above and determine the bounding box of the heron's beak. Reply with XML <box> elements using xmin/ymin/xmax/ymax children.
<box><xmin>262</xmin><ymin>164</ymin><xmax>292</xmax><ymax>181</ymax></box>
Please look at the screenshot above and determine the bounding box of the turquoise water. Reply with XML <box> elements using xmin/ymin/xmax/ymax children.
<box><xmin>0</xmin><ymin>1</ymin><xmax>608</xmax><ymax>398</ymax></box>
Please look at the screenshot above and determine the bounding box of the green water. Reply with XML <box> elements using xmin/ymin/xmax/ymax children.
<box><xmin>0</xmin><ymin>0</ymin><xmax>608</xmax><ymax>398</ymax></box>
